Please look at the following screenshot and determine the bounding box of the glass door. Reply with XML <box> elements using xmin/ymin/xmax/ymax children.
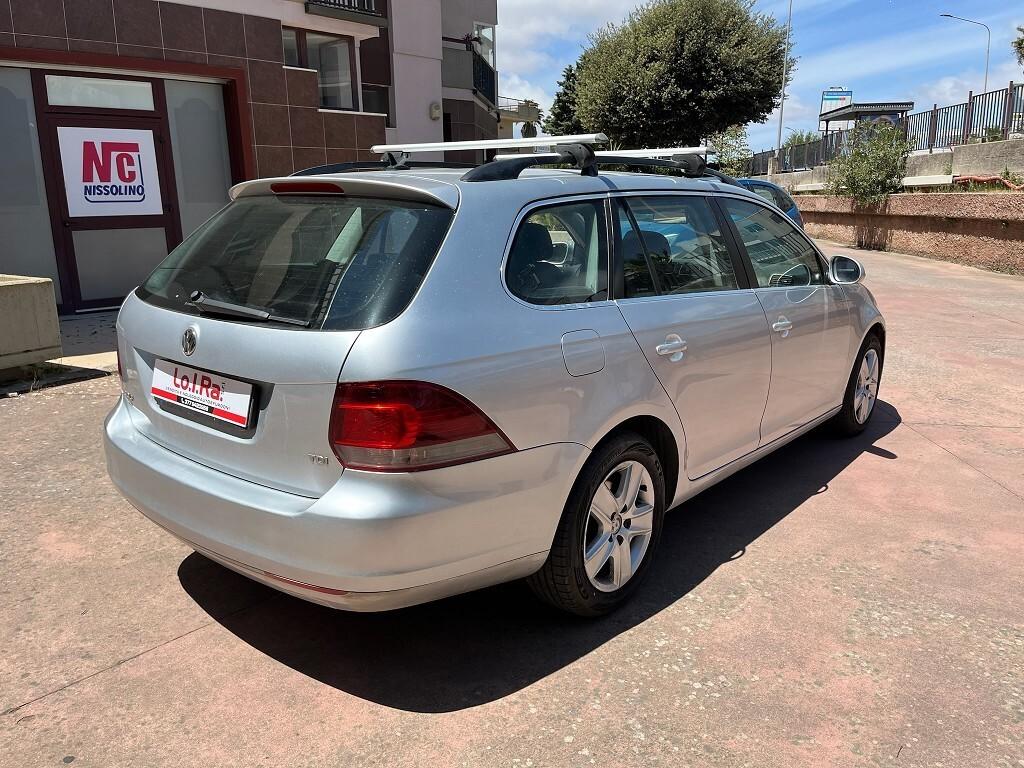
<box><xmin>33</xmin><ymin>71</ymin><xmax>182</xmax><ymax>311</ymax></box>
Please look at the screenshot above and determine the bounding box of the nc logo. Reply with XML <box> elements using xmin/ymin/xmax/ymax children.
<box><xmin>81</xmin><ymin>141</ymin><xmax>147</xmax><ymax>203</ymax></box>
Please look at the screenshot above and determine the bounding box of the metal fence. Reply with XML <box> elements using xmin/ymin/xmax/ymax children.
<box><xmin>473</xmin><ymin>50</ymin><xmax>497</xmax><ymax>106</ymax></box>
<box><xmin>744</xmin><ymin>80</ymin><xmax>1022</xmax><ymax>175</ymax></box>
<box><xmin>744</xmin><ymin>128</ymin><xmax>850</xmax><ymax>176</ymax></box>
<box><xmin>307</xmin><ymin>0</ymin><xmax>379</xmax><ymax>13</ymax></box>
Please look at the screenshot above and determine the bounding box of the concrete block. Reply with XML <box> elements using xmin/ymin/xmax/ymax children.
<box><xmin>906</xmin><ymin>151</ymin><xmax>953</xmax><ymax>177</ymax></box>
<box><xmin>902</xmin><ymin>174</ymin><xmax>954</xmax><ymax>187</ymax></box>
<box><xmin>0</xmin><ymin>275</ymin><xmax>62</xmax><ymax>369</ymax></box>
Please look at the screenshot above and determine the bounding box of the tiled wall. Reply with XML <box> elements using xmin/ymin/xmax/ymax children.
<box><xmin>0</xmin><ymin>0</ymin><xmax>386</xmax><ymax>177</ymax></box>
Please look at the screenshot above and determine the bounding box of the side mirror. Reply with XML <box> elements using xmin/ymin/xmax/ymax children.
<box><xmin>830</xmin><ymin>254</ymin><xmax>865</xmax><ymax>284</ymax></box>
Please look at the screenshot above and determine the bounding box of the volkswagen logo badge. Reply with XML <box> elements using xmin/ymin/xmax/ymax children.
<box><xmin>182</xmin><ymin>327</ymin><xmax>198</xmax><ymax>357</ymax></box>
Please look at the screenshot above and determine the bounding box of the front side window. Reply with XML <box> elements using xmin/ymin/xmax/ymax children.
<box><xmin>281</xmin><ymin>29</ymin><xmax>355</xmax><ymax>110</ymax></box>
<box><xmin>621</xmin><ymin>196</ymin><xmax>739</xmax><ymax>295</ymax></box>
<box><xmin>139</xmin><ymin>195</ymin><xmax>453</xmax><ymax>330</ymax></box>
<box><xmin>722</xmin><ymin>198</ymin><xmax>823</xmax><ymax>288</ymax></box>
<box><xmin>506</xmin><ymin>201</ymin><xmax>608</xmax><ymax>305</ymax></box>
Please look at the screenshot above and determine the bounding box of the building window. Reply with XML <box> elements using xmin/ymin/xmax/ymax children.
<box><xmin>473</xmin><ymin>24</ymin><xmax>495</xmax><ymax>69</ymax></box>
<box><xmin>361</xmin><ymin>85</ymin><xmax>391</xmax><ymax>126</ymax></box>
<box><xmin>282</xmin><ymin>28</ymin><xmax>355</xmax><ymax>111</ymax></box>
<box><xmin>282</xmin><ymin>29</ymin><xmax>301</xmax><ymax>67</ymax></box>
<box><xmin>45</xmin><ymin>74</ymin><xmax>154</xmax><ymax>111</ymax></box>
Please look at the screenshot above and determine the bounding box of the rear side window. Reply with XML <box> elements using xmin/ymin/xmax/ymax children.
<box><xmin>138</xmin><ymin>195</ymin><xmax>453</xmax><ymax>330</ymax></box>
<box><xmin>722</xmin><ymin>198</ymin><xmax>823</xmax><ymax>288</ymax></box>
<box><xmin>772</xmin><ymin>187</ymin><xmax>796</xmax><ymax>211</ymax></box>
<box><xmin>506</xmin><ymin>201</ymin><xmax>608</xmax><ymax>305</ymax></box>
<box><xmin>620</xmin><ymin>196</ymin><xmax>739</xmax><ymax>295</ymax></box>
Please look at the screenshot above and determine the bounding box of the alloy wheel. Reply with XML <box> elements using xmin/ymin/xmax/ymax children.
<box><xmin>854</xmin><ymin>348</ymin><xmax>879</xmax><ymax>424</ymax></box>
<box><xmin>583</xmin><ymin>460</ymin><xmax>655</xmax><ymax>593</ymax></box>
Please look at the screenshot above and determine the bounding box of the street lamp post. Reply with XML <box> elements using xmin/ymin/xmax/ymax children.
<box><xmin>940</xmin><ymin>13</ymin><xmax>990</xmax><ymax>93</ymax></box>
<box><xmin>775</xmin><ymin>0</ymin><xmax>794</xmax><ymax>161</ymax></box>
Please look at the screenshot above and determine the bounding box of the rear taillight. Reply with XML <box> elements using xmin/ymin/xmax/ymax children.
<box><xmin>329</xmin><ymin>381</ymin><xmax>514</xmax><ymax>472</ymax></box>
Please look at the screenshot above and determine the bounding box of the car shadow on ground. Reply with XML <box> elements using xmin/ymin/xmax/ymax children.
<box><xmin>179</xmin><ymin>401</ymin><xmax>901</xmax><ymax>713</ymax></box>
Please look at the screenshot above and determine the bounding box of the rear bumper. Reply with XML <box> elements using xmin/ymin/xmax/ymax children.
<box><xmin>104</xmin><ymin>396</ymin><xmax>588</xmax><ymax>610</ymax></box>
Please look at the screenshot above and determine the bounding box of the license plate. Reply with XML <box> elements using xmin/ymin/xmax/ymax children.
<box><xmin>151</xmin><ymin>360</ymin><xmax>254</xmax><ymax>428</ymax></box>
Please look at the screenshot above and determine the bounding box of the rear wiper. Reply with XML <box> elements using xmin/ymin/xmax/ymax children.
<box><xmin>186</xmin><ymin>291</ymin><xmax>310</xmax><ymax>327</ymax></box>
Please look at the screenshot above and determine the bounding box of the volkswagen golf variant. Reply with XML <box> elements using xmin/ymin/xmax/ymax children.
<box><xmin>104</xmin><ymin>136</ymin><xmax>884</xmax><ymax>616</ymax></box>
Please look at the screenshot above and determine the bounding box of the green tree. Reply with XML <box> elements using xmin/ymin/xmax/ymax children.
<box><xmin>543</xmin><ymin>65</ymin><xmax>584</xmax><ymax>136</ymax></box>
<box><xmin>784</xmin><ymin>128</ymin><xmax>819</xmax><ymax>147</ymax></box>
<box><xmin>1013</xmin><ymin>26</ymin><xmax>1024</xmax><ymax>67</ymax></box>
<box><xmin>573</xmin><ymin>0</ymin><xmax>793</xmax><ymax>147</ymax></box>
<box><xmin>708</xmin><ymin>124</ymin><xmax>750</xmax><ymax>176</ymax></box>
<box><xmin>827</xmin><ymin>123</ymin><xmax>914</xmax><ymax>206</ymax></box>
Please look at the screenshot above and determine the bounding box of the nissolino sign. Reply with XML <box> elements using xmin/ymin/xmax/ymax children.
<box><xmin>82</xmin><ymin>141</ymin><xmax>147</xmax><ymax>203</ymax></box>
<box><xmin>57</xmin><ymin>127</ymin><xmax>164</xmax><ymax>218</ymax></box>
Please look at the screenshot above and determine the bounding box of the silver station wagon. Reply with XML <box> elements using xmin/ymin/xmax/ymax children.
<box><xmin>104</xmin><ymin>134</ymin><xmax>885</xmax><ymax>616</ymax></box>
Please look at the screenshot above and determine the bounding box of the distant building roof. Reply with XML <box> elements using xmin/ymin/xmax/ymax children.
<box><xmin>819</xmin><ymin>101</ymin><xmax>915</xmax><ymax>121</ymax></box>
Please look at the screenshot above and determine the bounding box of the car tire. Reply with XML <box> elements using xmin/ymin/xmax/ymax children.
<box><xmin>527</xmin><ymin>432</ymin><xmax>665</xmax><ymax>616</ymax></box>
<box><xmin>832</xmin><ymin>334</ymin><xmax>883</xmax><ymax>437</ymax></box>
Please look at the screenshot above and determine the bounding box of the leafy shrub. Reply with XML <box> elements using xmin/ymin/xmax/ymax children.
<box><xmin>827</xmin><ymin>123</ymin><xmax>914</xmax><ymax>206</ymax></box>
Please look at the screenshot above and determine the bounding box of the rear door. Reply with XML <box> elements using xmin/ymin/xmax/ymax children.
<box><xmin>612</xmin><ymin>194</ymin><xmax>773</xmax><ymax>480</ymax></box>
<box><xmin>719</xmin><ymin>196</ymin><xmax>850</xmax><ymax>444</ymax></box>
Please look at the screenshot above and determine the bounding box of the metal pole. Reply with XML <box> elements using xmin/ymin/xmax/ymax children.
<box><xmin>775</xmin><ymin>0</ymin><xmax>793</xmax><ymax>158</ymax></box>
<box><xmin>940</xmin><ymin>14</ymin><xmax>991</xmax><ymax>94</ymax></box>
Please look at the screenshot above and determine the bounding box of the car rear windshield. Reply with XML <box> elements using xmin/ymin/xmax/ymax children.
<box><xmin>137</xmin><ymin>194</ymin><xmax>453</xmax><ymax>330</ymax></box>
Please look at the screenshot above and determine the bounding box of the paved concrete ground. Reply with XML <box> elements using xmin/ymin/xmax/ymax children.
<box><xmin>1</xmin><ymin>243</ymin><xmax>1021</xmax><ymax>767</ymax></box>
<box><xmin>52</xmin><ymin>312</ymin><xmax>118</xmax><ymax>374</ymax></box>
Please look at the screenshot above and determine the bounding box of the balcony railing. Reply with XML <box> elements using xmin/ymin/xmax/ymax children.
<box><xmin>306</xmin><ymin>0</ymin><xmax>380</xmax><ymax>16</ymax></box>
<box><xmin>472</xmin><ymin>50</ymin><xmax>497</xmax><ymax>106</ymax></box>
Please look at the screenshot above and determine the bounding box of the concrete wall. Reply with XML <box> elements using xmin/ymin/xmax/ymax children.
<box><xmin>796</xmin><ymin>194</ymin><xmax>1024</xmax><ymax>274</ymax></box>
<box><xmin>755</xmin><ymin>137</ymin><xmax>1024</xmax><ymax>189</ymax></box>
<box><xmin>441</xmin><ymin>0</ymin><xmax>497</xmax><ymax>38</ymax></box>
<box><xmin>0</xmin><ymin>276</ymin><xmax>61</xmax><ymax>369</ymax></box>
<box><xmin>388</xmin><ymin>0</ymin><xmax>444</xmax><ymax>148</ymax></box>
<box><xmin>950</xmin><ymin>139</ymin><xmax>1024</xmax><ymax>176</ymax></box>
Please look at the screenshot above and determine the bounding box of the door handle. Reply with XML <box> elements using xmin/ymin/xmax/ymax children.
<box><xmin>655</xmin><ymin>334</ymin><xmax>687</xmax><ymax>362</ymax></box>
<box><xmin>772</xmin><ymin>316</ymin><xmax>793</xmax><ymax>337</ymax></box>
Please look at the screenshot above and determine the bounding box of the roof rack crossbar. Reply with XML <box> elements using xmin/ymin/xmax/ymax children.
<box><xmin>594</xmin><ymin>146</ymin><xmax>708</xmax><ymax>159</ymax></box>
<box><xmin>370</xmin><ymin>133</ymin><xmax>608</xmax><ymax>156</ymax></box>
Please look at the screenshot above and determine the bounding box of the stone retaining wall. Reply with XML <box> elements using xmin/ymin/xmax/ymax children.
<box><xmin>796</xmin><ymin>194</ymin><xmax>1024</xmax><ymax>274</ymax></box>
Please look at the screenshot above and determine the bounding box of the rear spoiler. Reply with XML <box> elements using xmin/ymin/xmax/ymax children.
<box><xmin>228</xmin><ymin>176</ymin><xmax>459</xmax><ymax>210</ymax></box>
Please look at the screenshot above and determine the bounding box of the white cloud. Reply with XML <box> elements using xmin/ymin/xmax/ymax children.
<box><xmin>910</xmin><ymin>59</ymin><xmax>1022</xmax><ymax>108</ymax></box>
<box><xmin>790</xmin><ymin>9</ymin><xmax>1023</xmax><ymax>89</ymax></box>
<box><xmin>498</xmin><ymin>71</ymin><xmax>554</xmax><ymax>111</ymax></box>
<box><xmin>495</xmin><ymin>0</ymin><xmax>635</xmax><ymax>113</ymax></box>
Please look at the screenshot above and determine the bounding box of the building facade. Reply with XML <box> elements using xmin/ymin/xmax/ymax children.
<box><xmin>0</xmin><ymin>0</ymin><xmax>505</xmax><ymax>313</ymax></box>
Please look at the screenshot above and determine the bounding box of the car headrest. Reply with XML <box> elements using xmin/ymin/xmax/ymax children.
<box><xmin>508</xmin><ymin>222</ymin><xmax>553</xmax><ymax>274</ymax></box>
<box><xmin>623</xmin><ymin>229</ymin><xmax>671</xmax><ymax>260</ymax></box>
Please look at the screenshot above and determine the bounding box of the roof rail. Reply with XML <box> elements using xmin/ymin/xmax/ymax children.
<box><xmin>462</xmin><ymin>150</ymin><xmax>742</xmax><ymax>186</ymax></box>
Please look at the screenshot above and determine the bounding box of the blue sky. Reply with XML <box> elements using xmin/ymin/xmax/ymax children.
<box><xmin>495</xmin><ymin>0</ymin><xmax>1024</xmax><ymax>150</ymax></box>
